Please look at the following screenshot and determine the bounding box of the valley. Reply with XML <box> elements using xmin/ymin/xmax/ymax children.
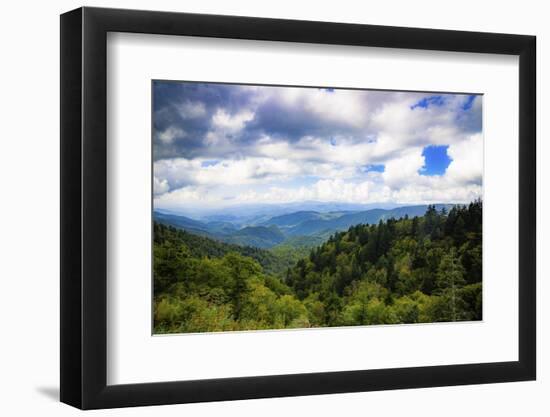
<box><xmin>153</xmin><ymin>203</ymin><xmax>454</xmax><ymax>250</ymax></box>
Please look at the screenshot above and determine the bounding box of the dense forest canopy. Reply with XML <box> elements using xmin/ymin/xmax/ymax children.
<box><xmin>153</xmin><ymin>200</ymin><xmax>482</xmax><ymax>334</ymax></box>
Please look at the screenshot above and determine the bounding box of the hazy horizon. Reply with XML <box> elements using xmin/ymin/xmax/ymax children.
<box><xmin>153</xmin><ymin>200</ymin><xmax>468</xmax><ymax>226</ymax></box>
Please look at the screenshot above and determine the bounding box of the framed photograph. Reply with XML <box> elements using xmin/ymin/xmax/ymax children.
<box><xmin>60</xmin><ymin>7</ymin><xmax>536</xmax><ymax>409</ymax></box>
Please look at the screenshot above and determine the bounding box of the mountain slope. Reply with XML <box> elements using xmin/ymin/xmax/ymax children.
<box><xmin>261</xmin><ymin>210</ymin><xmax>345</xmax><ymax>227</ymax></box>
<box><xmin>285</xmin><ymin>204</ymin><xmax>452</xmax><ymax>236</ymax></box>
<box><xmin>285</xmin><ymin>200</ymin><xmax>483</xmax><ymax>325</ymax></box>
<box><xmin>154</xmin><ymin>211</ymin><xmax>211</xmax><ymax>236</ymax></box>
<box><xmin>154</xmin><ymin>211</ymin><xmax>287</xmax><ymax>249</ymax></box>
<box><xmin>220</xmin><ymin>225</ymin><xmax>286</xmax><ymax>248</ymax></box>
<box><xmin>153</xmin><ymin>222</ymin><xmax>287</xmax><ymax>276</ymax></box>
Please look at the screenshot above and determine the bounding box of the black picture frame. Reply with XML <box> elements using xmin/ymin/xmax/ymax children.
<box><xmin>60</xmin><ymin>6</ymin><xmax>536</xmax><ymax>410</ymax></box>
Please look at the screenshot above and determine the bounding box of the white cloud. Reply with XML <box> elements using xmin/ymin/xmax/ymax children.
<box><xmin>155</xmin><ymin>185</ymin><xmax>217</xmax><ymax>206</ymax></box>
<box><xmin>382</xmin><ymin>149</ymin><xmax>425</xmax><ymax>188</ymax></box>
<box><xmin>186</xmin><ymin>178</ymin><xmax>371</xmax><ymax>206</ymax></box>
<box><xmin>254</xmin><ymin>135</ymin><xmax>386</xmax><ymax>168</ymax></box>
<box><xmin>280</xmin><ymin>88</ymin><xmax>370</xmax><ymax>129</ymax></box>
<box><xmin>446</xmin><ymin>133</ymin><xmax>483</xmax><ymax>184</ymax></box>
<box><xmin>154</xmin><ymin>155</ymin><xmax>365</xmax><ymax>194</ymax></box>
<box><xmin>157</xmin><ymin>126</ymin><xmax>185</xmax><ymax>144</ymax></box>
<box><xmin>153</xmin><ymin>177</ymin><xmax>170</xmax><ymax>196</ymax></box>
<box><xmin>203</xmin><ymin>108</ymin><xmax>256</xmax><ymax>147</ymax></box>
<box><xmin>154</xmin><ymin>171</ymin><xmax>482</xmax><ymax>210</ymax></box>
<box><xmin>211</xmin><ymin>108</ymin><xmax>254</xmax><ymax>131</ymax></box>
<box><xmin>154</xmin><ymin>133</ymin><xmax>483</xmax><ymax>207</ymax></box>
<box><xmin>154</xmin><ymin>158</ymin><xmax>201</xmax><ymax>191</ymax></box>
<box><xmin>195</xmin><ymin>158</ymin><xmax>299</xmax><ymax>185</ymax></box>
<box><xmin>177</xmin><ymin>100</ymin><xmax>206</xmax><ymax>119</ymax></box>
<box><xmin>389</xmin><ymin>180</ymin><xmax>482</xmax><ymax>205</ymax></box>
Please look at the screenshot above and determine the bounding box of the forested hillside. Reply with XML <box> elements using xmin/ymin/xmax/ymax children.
<box><xmin>153</xmin><ymin>224</ymin><xmax>288</xmax><ymax>276</ymax></box>
<box><xmin>153</xmin><ymin>200</ymin><xmax>482</xmax><ymax>334</ymax></box>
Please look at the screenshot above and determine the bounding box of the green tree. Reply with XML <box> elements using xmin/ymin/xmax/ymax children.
<box><xmin>436</xmin><ymin>249</ymin><xmax>467</xmax><ymax>321</ymax></box>
<box><xmin>222</xmin><ymin>252</ymin><xmax>262</xmax><ymax>320</ymax></box>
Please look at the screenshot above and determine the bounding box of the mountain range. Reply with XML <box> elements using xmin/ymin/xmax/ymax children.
<box><xmin>153</xmin><ymin>203</ymin><xmax>453</xmax><ymax>249</ymax></box>
<box><xmin>156</xmin><ymin>201</ymin><xmax>404</xmax><ymax>226</ymax></box>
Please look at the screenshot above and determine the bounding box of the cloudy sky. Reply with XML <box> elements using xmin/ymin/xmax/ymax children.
<box><xmin>153</xmin><ymin>81</ymin><xmax>482</xmax><ymax>211</ymax></box>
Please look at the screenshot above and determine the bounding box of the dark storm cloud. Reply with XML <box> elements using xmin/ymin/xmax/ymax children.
<box><xmin>153</xmin><ymin>81</ymin><xmax>258</xmax><ymax>160</ymax></box>
<box><xmin>153</xmin><ymin>82</ymin><xmax>381</xmax><ymax>161</ymax></box>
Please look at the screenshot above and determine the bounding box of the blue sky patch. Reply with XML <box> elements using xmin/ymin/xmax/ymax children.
<box><xmin>411</xmin><ymin>95</ymin><xmax>446</xmax><ymax>110</ymax></box>
<box><xmin>462</xmin><ymin>95</ymin><xmax>477</xmax><ymax>110</ymax></box>
<box><xmin>201</xmin><ymin>160</ymin><xmax>220</xmax><ymax>167</ymax></box>
<box><xmin>420</xmin><ymin>145</ymin><xmax>451</xmax><ymax>176</ymax></box>
<box><xmin>363</xmin><ymin>164</ymin><xmax>385</xmax><ymax>173</ymax></box>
